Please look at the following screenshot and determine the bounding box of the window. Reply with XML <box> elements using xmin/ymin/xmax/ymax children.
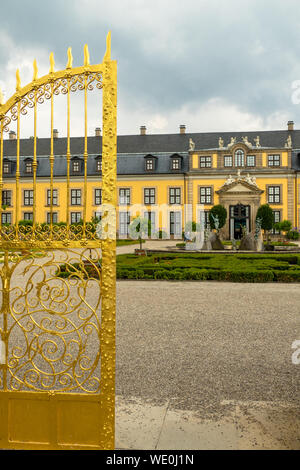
<box><xmin>96</xmin><ymin>159</ymin><xmax>102</xmax><ymax>172</ymax></box>
<box><xmin>119</xmin><ymin>212</ymin><xmax>130</xmax><ymax>236</ymax></box>
<box><xmin>268</xmin><ymin>186</ymin><xmax>280</xmax><ymax>203</ymax></box>
<box><xmin>24</xmin><ymin>190</ymin><xmax>33</xmax><ymax>206</ymax></box>
<box><xmin>171</xmin><ymin>158</ymin><xmax>181</xmax><ymax>170</ymax></box>
<box><xmin>170</xmin><ymin>211</ymin><xmax>181</xmax><ymax>236</ymax></box>
<box><xmin>25</xmin><ymin>161</ymin><xmax>33</xmax><ymax>174</ymax></box>
<box><xmin>2</xmin><ymin>190</ymin><xmax>12</xmax><ymax>206</ymax></box>
<box><xmin>224</xmin><ymin>155</ymin><xmax>233</xmax><ymax>167</ymax></box>
<box><xmin>47</xmin><ymin>212</ymin><xmax>58</xmax><ymax>224</ymax></box>
<box><xmin>268</xmin><ymin>154</ymin><xmax>280</xmax><ymax>167</ymax></box>
<box><xmin>94</xmin><ymin>189</ymin><xmax>102</xmax><ymax>205</ymax></box>
<box><xmin>47</xmin><ymin>189</ymin><xmax>58</xmax><ymax>206</ymax></box>
<box><xmin>144</xmin><ymin>188</ymin><xmax>155</xmax><ymax>205</ymax></box>
<box><xmin>200</xmin><ymin>156</ymin><xmax>212</xmax><ymax>168</ymax></box>
<box><xmin>246</xmin><ymin>155</ymin><xmax>256</xmax><ymax>167</ymax></box>
<box><xmin>3</xmin><ymin>162</ymin><xmax>10</xmax><ymax>174</ymax></box>
<box><xmin>72</xmin><ymin>160</ymin><xmax>80</xmax><ymax>173</ymax></box>
<box><xmin>94</xmin><ymin>211</ymin><xmax>102</xmax><ymax>221</ymax></box>
<box><xmin>199</xmin><ymin>187</ymin><xmax>212</xmax><ymax>204</ymax></box>
<box><xmin>1</xmin><ymin>212</ymin><xmax>11</xmax><ymax>224</ymax></box>
<box><xmin>145</xmin><ymin>159</ymin><xmax>154</xmax><ymax>171</ymax></box>
<box><xmin>272</xmin><ymin>210</ymin><xmax>280</xmax><ymax>234</ymax></box>
<box><xmin>235</xmin><ymin>149</ymin><xmax>244</xmax><ymax>167</ymax></box>
<box><xmin>119</xmin><ymin>188</ymin><xmax>130</xmax><ymax>205</ymax></box>
<box><xmin>169</xmin><ymin>188</ymin><xmax>181</xmax><ymax>205</ymax></box>
<box><xmin>71</xmin><ymin>189</ymin><xmax>81</xmax><ymax>205</ymax></box>
<box><xmin>199</xmin><ymin>210</ymin><xmax>210</xmax><ymax>229</ymax></box>
<box><xmin>71</xmin><ymin>212</ymin><xmax>81</xmax><ymax>224</ymax></box>
<box><xmin>144</xmin><ymin>211</ymin><xmax>156</xmax><ymax>235</ymax></box>
<box><xmin>24</xmin><ymin>212</ymin><xmax>33</xmax><ymax>221</ymax></box>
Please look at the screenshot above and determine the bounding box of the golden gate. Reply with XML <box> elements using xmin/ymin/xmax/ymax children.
<box><xmin>0</xmin><ymin>33</ymin><xmax>117</xmax><ymax>449</ymax></box>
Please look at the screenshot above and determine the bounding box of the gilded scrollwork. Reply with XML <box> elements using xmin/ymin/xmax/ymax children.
<box><xmin>5</xmin><ymin>248</ymin><xmax>102</xmax><ymax>393</ymax></box>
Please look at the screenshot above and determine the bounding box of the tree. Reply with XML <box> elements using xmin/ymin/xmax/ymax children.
<box><xmin>256</xmin><ymin>204</ymin><xmax>274</xmax><ymax>240</ymax></box>
<box><xmin>128</xmin><ymin>216</ymin><xmax>152</xmax><ymax>250</ymax></box>
<box><xmin>209</xmin><ymin>205</ymin><xmax>227</xmax><ymax>232</ymax></box>
<box><xmin>274</xmin><ymin>219</ymin><xmax>292</xmax><ymax>236</ymax></box>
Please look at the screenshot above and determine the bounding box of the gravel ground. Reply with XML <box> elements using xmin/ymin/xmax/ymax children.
<box><xmin>116</xmin><ymin>281</ymin><xmax>300</xmax><ymax>415</ymax></box>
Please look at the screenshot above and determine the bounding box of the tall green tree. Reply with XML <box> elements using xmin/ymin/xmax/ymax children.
<box><xmin>209</xmin><ymin>205</ymin><xmax>227</xmax><ymax>232</ymax></box>
<box><xmin>256</xmin><ymin>204</ymin><xmax>274</xmax><ymax>240</ymax></box>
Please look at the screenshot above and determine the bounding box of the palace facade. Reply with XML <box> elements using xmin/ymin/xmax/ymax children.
<box><xmin>1</xmin><ymin>121</ymin><xmax>300</xmax><ymax>240</ymax></box>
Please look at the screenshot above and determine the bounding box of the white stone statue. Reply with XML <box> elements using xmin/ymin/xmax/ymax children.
<box><xmin>189</xmin><ymin>138</ymin><xmax>195</xmax><ymax>151</ymax></box>
<box><xmin>245</xmin><ymin>173</ymin><xmax>252</xmax><ymax>184</ymax></box>
<box><xmin>242</xmin><ymin>136</ymin><xmax>252</xmax><ymax>148</ymax></box>
<box><xmin>218</xmin><ymin>137</ymin><xmax>224</xmax><ymax>148</ymax></box>
<box><xmin>225</xmin><ymin>174</ymin><xmax>235</xmax><ymax>185</ymax></box>
<box><xmin>254</xmin><ymin>136</ymin><xmax>261</xmax><ymax>147</ymax></box>
<box><xmin>237</xmin><ymin>169</ymin><xmax>241</xmax><ymax>178</ymax></box>
<box><xmin>285</xmin><ymin>135</ymin><xmax>292</xmax><ymax>148</ymax></box>
<box><xmin>228</xmin><ymin>137</ymin><xmax>236</xmax><ymax>147</ymax></box>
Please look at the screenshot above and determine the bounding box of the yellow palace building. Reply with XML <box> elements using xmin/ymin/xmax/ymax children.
<box><xmin>1</xmin><ymin>121</ymin><xmax>299</xmax><ymax>240</ymax></box>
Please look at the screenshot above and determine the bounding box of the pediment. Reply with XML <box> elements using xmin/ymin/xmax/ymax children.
<box><xmin>217</xmin><ymin>178</ymin><xmax>264</xmax><ymax>195</ymax></box>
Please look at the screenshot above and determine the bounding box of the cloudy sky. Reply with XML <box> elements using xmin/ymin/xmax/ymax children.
<box><xmin>1</xmin><ymin>0</ymin><xmax>300</xmax><ymax>138</ymax></box>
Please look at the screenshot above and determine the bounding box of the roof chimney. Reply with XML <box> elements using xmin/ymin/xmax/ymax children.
<box><xmin>9</xmin><ymin>130</ymin><xmax>16</xmax><ymax>140</ymax></box>
<box><xmin>287</xmin><ymin>121</ymin><xmax>294</xmax><ymax>131</ymax></box>
<box><xmin>180</xmin><ymin>125</ymin><xmax>186</xmax><ymax>134</ymax></box>
<box><xmin>53</xmin><ymin>129</ymin><xmax>59</xmax><ymax>138</ymax></box>
<box><xmin>95</xmin><ymin>127</ymin><xmax>101</xmax><ymax>137</ymax></box>
<box><xmin>140</xmin><ymin>126</ymin><xmax>146</xmax><ymax>136</ymax></box>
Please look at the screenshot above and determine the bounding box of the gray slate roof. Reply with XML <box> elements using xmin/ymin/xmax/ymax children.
<box><xmin>2</xmin><ymin>129</ymin><xmax>300</xmax><ymax>175</ymax></box>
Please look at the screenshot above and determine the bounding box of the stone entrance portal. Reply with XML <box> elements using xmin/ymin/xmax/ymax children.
<box><xmin>229</xmin><ymin>204</ymin><xmax>250</xmax><ymax>239</ymax></box>
<box><xmin>216</xmin><ymin>174</ymin><xmax>264</xmax><ymax>240</ymax></box>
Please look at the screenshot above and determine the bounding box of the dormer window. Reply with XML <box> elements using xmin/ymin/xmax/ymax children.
<box><xmin>73</xmin><ymin>161</ymin><xmax>80</xmax><ymax>172</ymax></box>
<box><xmin>171</xmin><ymin>158</ymin><xmax>180</xmax><ymax>170</ymax></box>
<box><xmin>71</xmin><ymin>157</ymin><xmax>82</xmax><ymax>174</ymax></box>
<box><xmin>234</xmin><ymin>149</ymin><xmax>244</xmax><ymax>167</ymax></box>
<box><xmin>95</xmin><ymin>156</ymin><xmax>102</xmax><ymax>172</ymax></box>
<box><xmin>24</xmin><ymin>159</ymin><xmax>33</xmax><ymax>174</ymax></box>
<box><xmin>3</xmin><ymin>160</ymin><xmax>11</xmax><ymax>174</ymax></box>
<box><xmin>144</xmin><ymin>155</ymin><xmax>156</xmax><ymax>172</ymax></box>
<box><xmin>146</xmin><ymin>159</ymin><xmax>154</xmax><ymax>171</ymax></box>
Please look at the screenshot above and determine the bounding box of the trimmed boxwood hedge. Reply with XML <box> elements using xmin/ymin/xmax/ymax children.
<box><xmin>57</xmin><ymin>252</ymin><xmax>300</xmax><ymax>283</ymax></box>
<box><xmin>115</xmin><ymin>253</ymin><xmax>300</xmax><ymax>282</ymax></box>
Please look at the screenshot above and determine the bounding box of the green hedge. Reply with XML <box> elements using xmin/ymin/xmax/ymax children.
<box><xmin>116</xmin><ymin>252</ymin><xmax>300</xmax><ymax>282</ymax></box>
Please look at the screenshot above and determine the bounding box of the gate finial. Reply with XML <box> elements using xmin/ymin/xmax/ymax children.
<box><xmin>16</xmin><ymin>69</ymin><xmax>21</xmax><ymax>91</ymax></box>
<box><xmin>66</xmin><ymin>47</ymin><xmax>73</xmax><ymax>69</ymax></box>
<box><xmin>84</xmin><ymin>44</ymin><xmax>90</xmax><ymax>66</ymax></box>
<box><xmin>0</xmin><ymin>87</ymin><xmax>4</xmax><ymax>106</ymax></box>
<box><xmin>49</xmin><ymin>52</ymin><xmax>55</xmax><ymax>73</ymax></box>
<box><xmin>33</xmin><ymin>59</ymin><xmax>38</xmax><ymax>81</ymax></box>
<box><xmin>103</xmin><ymin>31</ymin><xmax>111</xmax><ymax>61</ymax></box>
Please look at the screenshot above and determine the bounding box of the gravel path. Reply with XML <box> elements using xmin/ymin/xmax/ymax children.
<box><xmin>116</xmin><ymin>281</ymin><xmax>300</xmax><ymax>415</ymax></box>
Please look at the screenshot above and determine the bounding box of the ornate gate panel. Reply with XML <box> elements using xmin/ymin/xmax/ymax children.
<box><xmin>0</xmin><ymin>34</ymin><xmax>117</xmax><ymax>449</ymax></box>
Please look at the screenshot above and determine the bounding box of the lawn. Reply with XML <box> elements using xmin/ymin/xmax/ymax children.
<box><xmin>116</xmin><ymin>252</ymin><xmax>300</xmax><ymax>282</ymax></box>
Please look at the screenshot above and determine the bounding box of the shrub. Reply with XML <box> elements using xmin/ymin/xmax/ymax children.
<box><xmin>286</xmin><ymin>230</ymin><xmax>300</xmax><ymax>240</ymax></box>
<box><xmin>209</xmin><ymin>205</ymin><xmax>227</xmax><ymax>230</ymax></box>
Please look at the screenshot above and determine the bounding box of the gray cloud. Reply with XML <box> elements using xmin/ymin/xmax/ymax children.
<box><xmin>1</xmin><ymin>0</ymin><xmax>300</xmax><ymax>134</ymax></box>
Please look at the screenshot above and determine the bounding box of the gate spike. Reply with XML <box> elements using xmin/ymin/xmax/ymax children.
<box><xmin>66</xmin><ymin>47</ymin><xmax>73</xmax><ymax>69</ymax></box>
<box><xmin>103</xmin><ymin>31</ymin><xmax>111</xmax><ymax>62</ymax></box>
<box><xmin>33</xmin><ymin>59</ymin><xmax>38</xmax><ymax>81</ymax></box>
<box><xmin>16</xmin><ymin>69</ymin><xmax>21</xmax><ymax>91</ymax></box>
<box><xmin>49</xmin><ymin>52</ymin><xmax>55</xmax><ymax>73</ymax></box>
<box><xmin>84</xmin><ymin>44</ymin><xmax>90</xmax><ymax>66</ymax></box>
<box><xmin>0</xmin><ymin>87</ymin><xmax>4</xmax><ymax>106</ymax></box>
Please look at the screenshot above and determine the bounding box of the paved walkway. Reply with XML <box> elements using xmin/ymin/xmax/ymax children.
<box><xmin>115</xmin><ymin>281</ymin><xmax>300</xmax><ymax>450</ymax></box>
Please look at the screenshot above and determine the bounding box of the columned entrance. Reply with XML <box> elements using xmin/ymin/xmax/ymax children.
<box><xmin>229</xmin><ymin>204</ymin><xmax>251</xmax><ymax>239</ymax></box>
<box><xmin>216</xmin><ymin>174</ymin><xmax>264</xmax><ymax>240</ymax></box>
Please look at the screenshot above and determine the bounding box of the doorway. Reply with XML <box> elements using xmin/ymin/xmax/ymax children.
<box><xmin>229</xmin><ymin>204</ymin><xmax>250</xmax><ymax>239</ymax></box>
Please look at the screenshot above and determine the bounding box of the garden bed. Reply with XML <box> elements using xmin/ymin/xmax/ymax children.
<box><xmin>116</xmin><ymin>252</ymin><xmax>300</xmax><ymax>282</ymax></box>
